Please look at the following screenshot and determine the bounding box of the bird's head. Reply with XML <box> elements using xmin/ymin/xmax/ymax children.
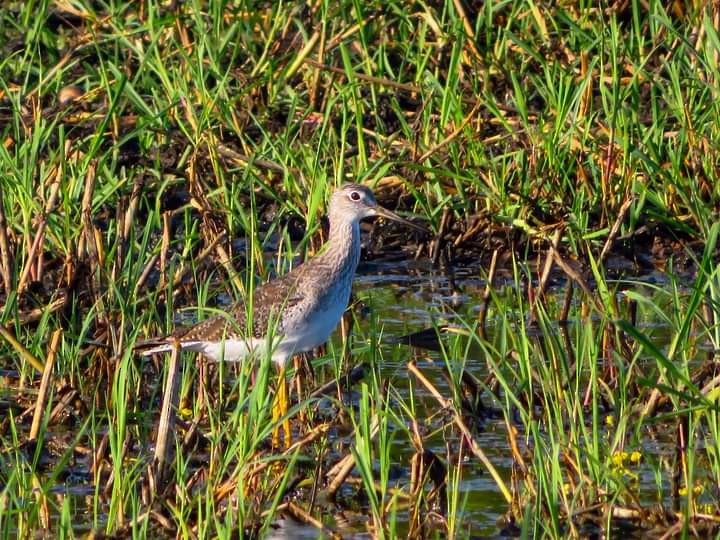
<box><xmin>329</xmin><ymin>183</ymin><xmax>425</xmax><ymax>231</ymax></box>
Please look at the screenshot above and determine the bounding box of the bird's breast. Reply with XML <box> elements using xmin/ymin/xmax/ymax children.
<box><xmin>282</xmin><ymin>274</ymin><xmax>353</xmax><ymax>353</ymax></box>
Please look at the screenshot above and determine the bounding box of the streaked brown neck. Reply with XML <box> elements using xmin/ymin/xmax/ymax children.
<box><xmin>322</xmin><ymin>216</ymin><xmax>361</xmax><ymax>275</ymax></box>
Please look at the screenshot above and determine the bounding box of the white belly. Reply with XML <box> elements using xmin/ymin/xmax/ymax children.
<box><xmin>192</xmin><ymin>337</ymin><xmax>268</xmax><ymax>363</ymax></box>
<box><xmin>279</xmin><ymin>289</ymin><xmax>350</xmax><ymax>359</ymax></box>
<box><xmin>184</xmin><ymin>302</ymin><xmax>346</xmax><ymax>367</ymax></box>
<box><xmin>145</xmin><ymin>285</ymin><xmax>352</xmax><ymax>368</ymax></box>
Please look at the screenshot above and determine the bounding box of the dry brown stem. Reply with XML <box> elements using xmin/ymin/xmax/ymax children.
<box><xmin>29</xmin><ymin>329</ymin><xmax>62</xmax><ymax>440</ymax></box>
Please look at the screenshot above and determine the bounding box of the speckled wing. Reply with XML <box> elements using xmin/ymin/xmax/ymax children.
<box><xmin>144</xmin><ymin>264</ymin><xmax>311</xmax><ymax>349</ymax></box>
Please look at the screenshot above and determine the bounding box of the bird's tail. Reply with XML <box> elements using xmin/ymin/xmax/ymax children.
<box><xmin>133</xmin><ymin>337</ymin><xmax>174</xmax><ymax>356</ymax></box>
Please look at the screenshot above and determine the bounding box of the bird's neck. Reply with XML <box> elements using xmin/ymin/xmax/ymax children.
<box><xmin>324</xmin><ymin>218</ymin><xmax>361</xmax><ymax>273</ymax></box>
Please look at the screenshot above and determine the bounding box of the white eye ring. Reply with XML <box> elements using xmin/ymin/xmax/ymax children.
<box><xmin>349</xmin><ymin>191</ymin><xmax>361</xmax><ymax>201</ymax></box>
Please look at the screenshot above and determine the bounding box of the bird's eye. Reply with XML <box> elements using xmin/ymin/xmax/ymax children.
<box><xmin>349</xmin><ymin>191</ymin><xmax>361</xmax><ymax>201</ymax></box>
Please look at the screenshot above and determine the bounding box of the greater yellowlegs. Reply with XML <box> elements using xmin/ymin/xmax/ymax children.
<box><xmin>141</xmin><ymin>183</ymin><xmax>424</xmax><ymax>441</ymax></box>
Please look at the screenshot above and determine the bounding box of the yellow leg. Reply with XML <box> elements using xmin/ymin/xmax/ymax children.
<box><xmin>271</xmin><ymin>366</ymin><xmax>292</xmax><ymax>449</ymax></box>
<box><xmin>280</xmin><ymin>371</ymin><xmax>291</xmax><ymax>448</ymax></box>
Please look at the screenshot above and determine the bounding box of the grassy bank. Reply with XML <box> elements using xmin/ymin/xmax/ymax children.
<box><xmin>1</xmin><ymin>1</ymin><xmax>720</xmax><ymax>537</ymax></box>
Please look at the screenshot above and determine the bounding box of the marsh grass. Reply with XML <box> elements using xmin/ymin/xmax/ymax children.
<box><xmin>1</xmin><ymin>0</ymin><xmax>720</xmax><ymax>537</ymax></box>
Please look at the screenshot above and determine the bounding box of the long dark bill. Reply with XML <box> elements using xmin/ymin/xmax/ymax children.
<box><xmin>374</xmin><ymin>206</ymin><xmax>428</xmax><ymax>233</ymax></box>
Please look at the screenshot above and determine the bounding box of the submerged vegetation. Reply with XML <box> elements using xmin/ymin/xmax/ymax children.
<box><xmin>1</xmin><ymin>0</ymin><xmax>720</xmax><ymax>537</ymax></box>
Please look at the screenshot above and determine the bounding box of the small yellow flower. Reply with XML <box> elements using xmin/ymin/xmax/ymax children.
<box><xmin>623</xmin><ymin>469</ymin><xmax>639</xmax><ymax>483</ymax></box>
<box><xmin>605</xmin><ymin>415</ymin><xmax>614</xmax><ymax>426</ymax></box>
<box><xmin>611</xmin><ymin>451</ymin><xmax>628</xmax><ymax>467</ymax></box>
<box><xmin>611</xmin><ymin>465</ymin><xmax>636</xmax><ymax>481</ymax></box>
<box><xmin>179</xmin><ymin>407</ymin><xmax>193</xmax><ymax>420</ymax></box>
<box><xmin>630</xmin><ymin>451</ymin><xmax>642</xmax><ymax>463</ymax></box>
<box><xmin>679</xmin><ymin>487</ymin><xmax>688</xmax><ymax>496</ymax></box>
<box><xmin>693</xmin><ymin>484</ymin><xmax>704</xmax><ymax>496</ymax></box>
